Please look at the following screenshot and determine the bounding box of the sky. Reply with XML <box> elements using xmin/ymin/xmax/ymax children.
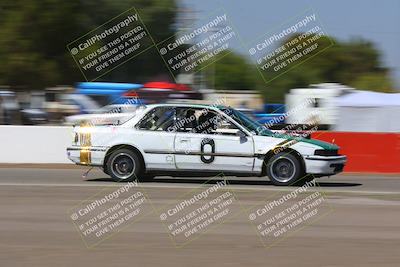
<box><xmin>181</xmin><ymin>0</ymin><xmax>400</xmax><ymax>89</ymax></box>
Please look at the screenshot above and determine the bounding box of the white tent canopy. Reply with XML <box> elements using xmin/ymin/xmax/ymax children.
<box><xmin>334</xmin><ymin>90</ymin><xmax>400</xmax><ymax>132</ymax></box>
<box><xmin>336</xmin><ymin>90</ymin><xmax>400</xmax><ymax>107</ymax></box>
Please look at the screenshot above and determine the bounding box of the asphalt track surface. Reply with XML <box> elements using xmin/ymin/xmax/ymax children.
<box><xmin>1</xmin><ymin>165</ymin><xmax>399</xmax><ymax>267</ymax></box>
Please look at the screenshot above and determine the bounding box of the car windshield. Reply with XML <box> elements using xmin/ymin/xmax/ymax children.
<box><xmin>222</xmin><ymin>108</ymin><xmax>273</xmax><ymax>136</ymax></box>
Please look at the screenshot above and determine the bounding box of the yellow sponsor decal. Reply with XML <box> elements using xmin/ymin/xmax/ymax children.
<box><xmin>272</xmin><ymin>139</ymin><xmax>298</xmax><ymax>154</ymax></box>
<box><xmin>80</xmin><ymin>148</ymin><xmax>91</xmax><ymax>165</ymax></box>
<box><xmin>79</xmin><ymin>123</ymin><xmax>92</xmax><ymax>164</ymax></box>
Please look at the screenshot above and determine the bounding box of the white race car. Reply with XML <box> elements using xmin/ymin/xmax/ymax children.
<box><xmin>67</xmin><ymin>104</ymin><xmax>346</xmax><ymax>186</ymax></box>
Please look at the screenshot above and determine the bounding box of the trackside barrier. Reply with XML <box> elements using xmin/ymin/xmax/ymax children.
<box><xmin>0</xmin><ymin>126</ymin><xmax>72</xmax><ymax>164</ymax></box>
<box><xmin>0</xmin><ymin>126</ymin><xmax>399</xmax><ymax>173</ymax></box>
<box><xmin>311</xmin><ymin>131</ymin><xmax>400</xmax><ymax>173</ymax></box>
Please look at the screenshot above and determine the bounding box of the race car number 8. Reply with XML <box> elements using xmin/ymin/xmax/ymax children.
<box><xmin>200</xmin><ymin>139</ymin><xmax>215</xmax><ymax>164</ymax></box>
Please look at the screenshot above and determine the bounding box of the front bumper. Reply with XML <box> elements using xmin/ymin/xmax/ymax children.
<box><xmin>66</xmin><ymin>147</ymin><xmax>107</xmax><ymax>166</ymax></box>
<box><xmin>304</xmin><ymin>155</ymin><xmax>347</xmax><ymax>176</ymax></box>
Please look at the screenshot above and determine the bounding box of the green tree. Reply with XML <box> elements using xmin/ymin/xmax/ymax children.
<box><xmin>0</xmin><ymin>0</ymin><xmax>178</xmax><ymax>89</ymax></box>
<box><xmin>201</xmin><ymin>51</ymin><xmax>258</xmax><ymax>90</ymax></box>
<box><xmin>351</xmin><ymin>73</ymin><xmax>394</xmax><ymax>93</ymax></box>
<box><xmin>260</xmin><ymin>35</ymin><xmax>395</xmax><ymax>102</ymax></box>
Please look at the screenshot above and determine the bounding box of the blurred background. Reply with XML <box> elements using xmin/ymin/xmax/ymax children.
<box><xmin>0</xmin><ymin>0</ymin><xmax>399</xmax><ymax>132</ymax></box>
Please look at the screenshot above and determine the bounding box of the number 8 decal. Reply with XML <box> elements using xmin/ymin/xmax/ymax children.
<box><xmin>200</xmin><ymin>138</ymin><xmax>215</xmax><ymax>163</ymax></box>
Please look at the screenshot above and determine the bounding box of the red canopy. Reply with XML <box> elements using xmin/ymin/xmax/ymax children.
<box><xmin>142</xmin><ymin>82</ymin><xmax>191</xmax><ymax>91</ymax></box>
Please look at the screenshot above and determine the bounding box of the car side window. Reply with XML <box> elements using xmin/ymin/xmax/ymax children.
<box><xmin>175</xmin><ymin>108</ymin><xmax>198</xmax><ymax>133</ymax></box>
<box><xmin>175</xmin><ymin>108</ymin><xmax>240</xmax><ymax>136</ymax></box>
<box><xmin>137</xmin><ymin>107</ymin><xmax>176</xmax><ymax>132</ymax></box>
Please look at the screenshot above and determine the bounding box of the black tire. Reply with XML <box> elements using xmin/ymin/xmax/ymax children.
<box><xmin>106</xmin><ymin>149</ymin><xmax>143</xmax><ymax>182</ymax></box>
<box><xmin>266</xmin><ymin>151</ymin><xmax>303</xmax><ymax>186</ymax></box>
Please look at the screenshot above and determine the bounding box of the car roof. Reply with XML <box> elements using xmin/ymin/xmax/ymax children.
<box><xmin>144</xmin><ymin>103</ymin><xmax>228</xmax><ymax>110</ymax></box>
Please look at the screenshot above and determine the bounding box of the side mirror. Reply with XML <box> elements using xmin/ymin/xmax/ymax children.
<box><xmin>236</xmin><ymin>130</ymin><xmax>247</xmax><ymax>143</ymax></box>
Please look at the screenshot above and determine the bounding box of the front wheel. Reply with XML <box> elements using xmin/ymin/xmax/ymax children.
<box><xmin>106</xmin><ymin>149</ymin><xmax>143</xmax><ymax>182</ymax></box>
<box><xmin>266</xmin><ymin>152</ymin><xmax>303</xmax><ymax>186</ymax></box>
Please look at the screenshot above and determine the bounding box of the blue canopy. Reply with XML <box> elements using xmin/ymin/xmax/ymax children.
<box><xmin>76</xmin><ymin>82</ymin><xmax>143</xmax><ymax>105</ymax></box>
<box><xmin>76</xmin><ymin>82</ymin><xmax>142</xmax><ymax>94</ymax></box>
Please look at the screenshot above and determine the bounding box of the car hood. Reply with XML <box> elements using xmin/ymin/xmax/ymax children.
<box><xmin>270</xmin><ymin>133</ymin><xmax>339</xmax><ymax>150</ymax></box>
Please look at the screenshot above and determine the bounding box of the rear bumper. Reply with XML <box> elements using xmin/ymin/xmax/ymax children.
<box><xmin>304</xmin><ymin>155</ymin><xmax>347</xmax><ymax>176</ymax></box>
<box><xmin>66</xmin><ymin>147</ymin><xmax>107</xmax><ymax>166</ymax></box>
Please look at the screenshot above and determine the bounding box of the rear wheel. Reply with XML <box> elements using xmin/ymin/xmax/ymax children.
<box><xmin>106</xmin><ymin>149</ymin><xmax>143</xmax><ymax>182</ymax></box>
<box><xmin>266</xmin><ymin>152</ymin><xmax>303</xmax><ymax>186</ymax></box>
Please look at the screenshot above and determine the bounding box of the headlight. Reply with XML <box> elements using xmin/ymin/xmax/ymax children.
<box><xmin>314</xmin><ymin>149</ymin><xmax>338</xmax><ymax>156</ymax></box>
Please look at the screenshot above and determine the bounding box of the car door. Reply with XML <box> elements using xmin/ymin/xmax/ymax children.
<box><xmin>174</xmin><ymin>107</ymin><xmax>255</xmax><ymax>172</ymax></box>
<box><xmin>135</xmin><ymin>106</ymin><xmax>177</xmax><ymax>170</ymax></box>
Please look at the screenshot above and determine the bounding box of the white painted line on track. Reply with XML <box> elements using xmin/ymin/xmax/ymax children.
<box><xmin>0</xmin><ymin>182</ymin><xmax>399</xmax><ymax>195</ymax></box>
